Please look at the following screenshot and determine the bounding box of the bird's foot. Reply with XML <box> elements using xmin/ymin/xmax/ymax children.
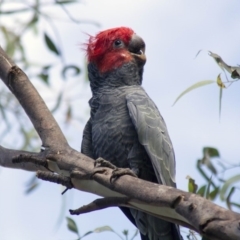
<box><xmin>110</xmin><ymin>168</ymin><xmax>138</xmax><ymax>183</ymax></box>
<box><xmin>94</xmin><ymin>157</ymin><xmax>117</xmax><ymax>169</ymax></box>
<box><xmin>91</xmin><ymin>157</ymin><xmax>117</xmax><ymax>178</ymax></box>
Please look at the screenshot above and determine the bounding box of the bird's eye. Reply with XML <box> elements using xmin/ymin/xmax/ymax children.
<box><xmin>114</xmin><ymin>39</ymin><xmax>123</xmax><ymax>47</ymax></box>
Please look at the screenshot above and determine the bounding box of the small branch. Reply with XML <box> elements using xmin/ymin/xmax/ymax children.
<box><xmin>69</xmin><ymin>197</ymin><xmax>130</xmax><ymax>215</ymax></box>
<box><xmin>36</xmin><ymin>171</ymin><xmax>73</xmax><ymax>189</ymax></box>
<box><xmin>12</xmin><ymin>154</ymin><xmax>48</xmax><ymax>168</ymax></box>
<box><xmin>0</xmin><ymin>146</ymin><xmax>46</xmax><ymax>171</ymax></box>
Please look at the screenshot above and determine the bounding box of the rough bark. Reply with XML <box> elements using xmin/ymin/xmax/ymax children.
<box><xmin>0</xmin><ymin>45</ymin><xmax>239</xmax><ymax>240</ymax></box>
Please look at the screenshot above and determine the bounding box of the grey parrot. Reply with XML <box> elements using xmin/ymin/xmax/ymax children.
<box><xmin>81</xmin><ymin>27</ymin><xmax>182</xmax><ymax>240</ymax></box>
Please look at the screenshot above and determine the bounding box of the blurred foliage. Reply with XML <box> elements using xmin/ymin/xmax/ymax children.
<box><xmin>195</xmin><ymin>147</ymin><xmax>240</xmax><ymax>210</ymax></box>
<box><xmin>173</xmin><ymin>51</ymin><xmax>240</xmax><ymax>118</ymax></box>
<box><xmin>0</xmin><ymin>0</ymin><xmax>91</xmax><ymax>151</ymax></box>
<box><xmin>186</xmin><ymin>146</ymin><xmax>240</xmax><ymax>240</ymax></box>
<box><xmin>174</xmin><ymin>51</ymin><xmax>240</xmax><ymax>239</ymax></box>
<box><xmin>66</xmin><ymin>217</ymin><xmax>139</xmax><ymax>240</ymax></box>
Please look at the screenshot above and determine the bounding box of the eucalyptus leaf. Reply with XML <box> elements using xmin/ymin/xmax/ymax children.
<box><xmin>62</xmin><ymin>65</ymin><xmax>81</xmax><ymax>80</ymax></box>
<box><xmin>186</xmin><ymin>176</ymin><xmax>198</xmax><ymax>193</ymax></box>
<box><xmin>44</xmin><ymin>32</ymin><xmax>60</xmax><ymax>56</ymax></box>
<box><xmin>173</xmin><ymin>80</ymin><xmax>215</xmax><ymax>106</ymax></box>
<box><xmin>209</xmin><ymin>51</ymin><xmax>240</xmax><ymax>79</ymax></box>
<box><xmin>209</xmin><ymin>187</ymin><xmax>219</xmax><ymax>200</ymax></box>
<box><xmin>66</xmin><ymin>217</ymin><xmax>79</xmax><ymax>236</ymax></box>
<box><xmin>203</xmin><ymin>147</ymin><xmax>220</xmax><ymax>158</ymax></box>
<box><xmin>51</xmin><ymin>92</ymin><xmax>63</xmax><ymax>113</ymax></box>
<box><xmin>56</xmin><ymin>0</ymin><xmax>78</xmax><ymax>4</ymax></box>
<box><xmin>226</xmin><ymin>187</ymin><xmax>235</xmax><ymax>210</ymax></box>
<box><xmin>220</xmin><ymin>174</ymin><xmax>240</xmax><ymax>200</ymax></box>
<box><xmin>93</xmin><ymin>226</ymin><xmax>114</xmax><ymax>233</ymax></box>
<box><xmin>197</xmin><ymin>185</ymin><xmax>206</xmax><ymax>197</ymax></box>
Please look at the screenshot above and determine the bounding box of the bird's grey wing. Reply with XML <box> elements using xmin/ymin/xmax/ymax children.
<box><xmin>126</xmin><ymin>90</ymin><xmax>176</xmax><ymax>187</ymax></box>
<box><xmin>81</xmin><ymin>118</ymin><xmax>94</xmax><ymax>159</ymax></box>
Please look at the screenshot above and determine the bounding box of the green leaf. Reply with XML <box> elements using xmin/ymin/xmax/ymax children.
<box><xmin>25</xmin><ymin>175</ymin><xmax>39</xmax><ymax>195</ymax></box>
<box><xmin>56</xmin><ymin>0</ymin><xmax>78</xmax><ymax>4</ymax></box>
<box><xmin>219</xmin><ymin>84</ymin><xmax>223</xmax><ymax>119</ymax></box>
<box><xmin>37</xmin><ymin>65</ymin><xmax>52</xmax><ymax>85</ymax></box>
<box><xmin>208</xmin><ymin>51</ymin><xmax>240</xmax><ymax>81</ymax></box>
<box><xmin>201</xmin><ymin>147</ymin><xmax>218</xmax><ymax>175</ymax></box>
<box><xmin>172</xmin><ymin>80</ymin><xmax>215</xmax><ymax>106</ymax></box>
<box><xmin>226</xmin><ymin>187</ymin><xmax>235</xmax><ymax>210</ymax></box>
<box><xmin>51</xmin><ymin>92</ymin><xmax>63</xmax><ymax>113</ymax></box>
<box><xmin>216</xmin><ymin>74</ymin><xmax>226</xmax><ymax>88</ymax></box>
<box><xmin>216</xmin><ymin>74</ymin><xmax>225</xmax><ymax>119</ymax></box>
<box><xmin>25</xmin><ymin>182</ymin><xmax>39</xmax><ymax>194</ymax></box>
<box><xmin>205</xmin><ymin>176</ymin><xmax>212</xmax><ymax>199</ymax></box>
<box><xmin>194</xmin><ymin>49</ymin><xmax>203</xmax><ymax>59</ymax></box>
<box><xmin>81</xmin><ymin>231</ymin><xmax>93</xmax><ymax>239</ymax></box>
<box><xmin>0</xmin><ymin>26</ymin><xmax>16</xmax><ymax>57</ymax></box>
<box><xmin>230</xmin><ymin>202</ymin><xmax>240</xmax><ymax>209</ymax></box>
<box><xmin>197</xmin><ymin>159</ymin><xmax>217</xmax><ymax>189</ymax></box>
<box><xmin>38</xmin><ymin>73</ymin><xmax>49</xmax><ymax>85</ymax></box>
<box><xmin>62</xmin><ymin>65</ymin><xmax>81</xmax><ymax>80</ymax></box>
<box><xmin>208</xmin><ymin>187</ymin><xmax>219</xmax><ymax>200</ymax></box>
<box><xmin>93</xmin><ymin>226</ymin><xmax>114</xmax><ymax>233</ymax></box>
<box><xmin>44</xmin><ymin>32</ymin><xmax>60</xmax><ymax>56</ymax></box>
<box><xmin>231</xmin><ymin>67</ymin><xmax>240</xmax><ymax>79</ymax></box>
<box><xmin>66</xmin><ymin>217</ymin><xmax>79</xmax><ymax>236</ymax></box>
<box><xmin>197</xmin><ymin>185</ymin><xmax>206</xmax><ymax>197</ymax></box>
<box><xmin>209</xmin><ymin>51</ymin><xmax>232</xmax><ymax>73</ymax></box>
<box><xmin>81</xmin><ymin>226</ymin><xmax>114</xmax><ymax>239</ymax></box>
<box><xmin>65</xmin><ymin>105</ymin><xmax>72</xmax><ymax>123</ymax></box>
<box><xmin>27</xmin><ymin>14</ymin><xmax>39</xmax><ymax>35</ymax></box>
<box><xmin>122</xmin><ymin>230</ymin><xmax>128</xmax><ymax>236</ymax></box>
<box><xmin>203</xmin><ymin>147</ymin><xmax>220</xmax><ymax>158</ymax></box>
<box><xmin>220</xmin><ymin>174</ymin><xmax>240</xmax><ymax>200</ymax></box>
<box><xmin>81</xmin><ymin>226</ymin><xmax>123</xmax><ymax>240</ymax></box>
<box><xmin>186</xmin><ymin>176</ymin><xmax>198</xmax><ymax>193</ymax></box>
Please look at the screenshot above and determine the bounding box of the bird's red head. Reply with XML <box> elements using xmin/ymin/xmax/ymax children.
<box><xmin>86</xmin><ymin>27</ymin><xmax>146</xmax><ymax>73</ymax></box>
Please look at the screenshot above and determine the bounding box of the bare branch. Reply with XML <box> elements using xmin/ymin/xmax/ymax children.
<box><xmin>69</xmin><ymin>197</ymin><xmax>130</xmax><ymax>215</ymax></box>
<box><xmin>0</xmin><ymin>145</ymin><xmax>46</xmax><ymax>171</ymax></box>
<box><xmin>37</xmin><ymin>170</ymin><xmax>73</xmax><ymax>189</ymax></box>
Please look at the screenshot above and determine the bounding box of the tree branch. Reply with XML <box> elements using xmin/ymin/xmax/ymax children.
<box><xmin>0</xmin><ymin>145</ymin><xmax>46</xmax><ymax>171</ymax></box>
<box><xmin>0</xmin><ymin>45</ymin><xmax>240</xmax><ymax>240</ymax></box>
<box><xmin>69</xmin><ymin>197</ymin><xmax>130</xmax><ymax>215</ymax></box>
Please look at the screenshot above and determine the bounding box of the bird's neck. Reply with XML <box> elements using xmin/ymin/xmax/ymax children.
<box><xmin>87</xmin><ymin>62</ymin><xmax>143</xmax><ymax>95</ymax></box>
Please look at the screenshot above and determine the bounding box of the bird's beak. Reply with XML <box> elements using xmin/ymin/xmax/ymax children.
<box><xmin>128</xmin><ymin>34</ymin><xmax>146</xmax><ymax>67</ymax></box>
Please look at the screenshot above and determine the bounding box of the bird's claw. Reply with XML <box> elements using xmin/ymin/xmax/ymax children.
<box><xmin>95</xmin><ymin>157</ymin><xmax>116</xmax><ymax>169</ymax></box>
<box><xmin>93</xmin><ymin>158</ymin><xmax>137</xmax><ymax>183</ymax></box>
<box><xmin>91</xmin><ymin>158</ymin><xmax>117</xmax><ymax>179</ymax></box>
<box><xmin>90</xmin><ymin>167</ymin><xmax>111</xmax><ymax>178</ymax></box>
<box><xmin>110</xmin><ymin>168</ymin><xmax>138</xmax><ymax>183</ymax></box>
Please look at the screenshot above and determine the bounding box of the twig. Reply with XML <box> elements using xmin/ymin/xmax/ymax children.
<box><xmin>69</xmin><ymin>197</ymin><xmax>130</xmax><ymax>215</ymax></box>
<box><xmin>37</xmin><ymin>170</ymin><xmax>73</xmax><ymax>189</ymax></box>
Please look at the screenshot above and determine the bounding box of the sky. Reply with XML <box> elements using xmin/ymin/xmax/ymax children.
<box><xmin>0</xmin><ymin>0</ymin><xmax>240</xmax><ymax>240</ymax></box>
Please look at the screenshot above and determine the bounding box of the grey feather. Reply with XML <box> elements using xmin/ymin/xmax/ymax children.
<box><xmin>126</xmin><ymin>90</ymin><xmax>176</xmax><ymax>187</ymax></box>
<box><xmin>81</xmin><ymin>62</ymin><xmax>182</xmax><ymax>240</ymax></box>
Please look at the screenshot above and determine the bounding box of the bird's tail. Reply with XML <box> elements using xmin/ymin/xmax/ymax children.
<box><xmin>131</xmin><ymin>209</ymin><xmax>182</xmax><ymax>240</ymax></box>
